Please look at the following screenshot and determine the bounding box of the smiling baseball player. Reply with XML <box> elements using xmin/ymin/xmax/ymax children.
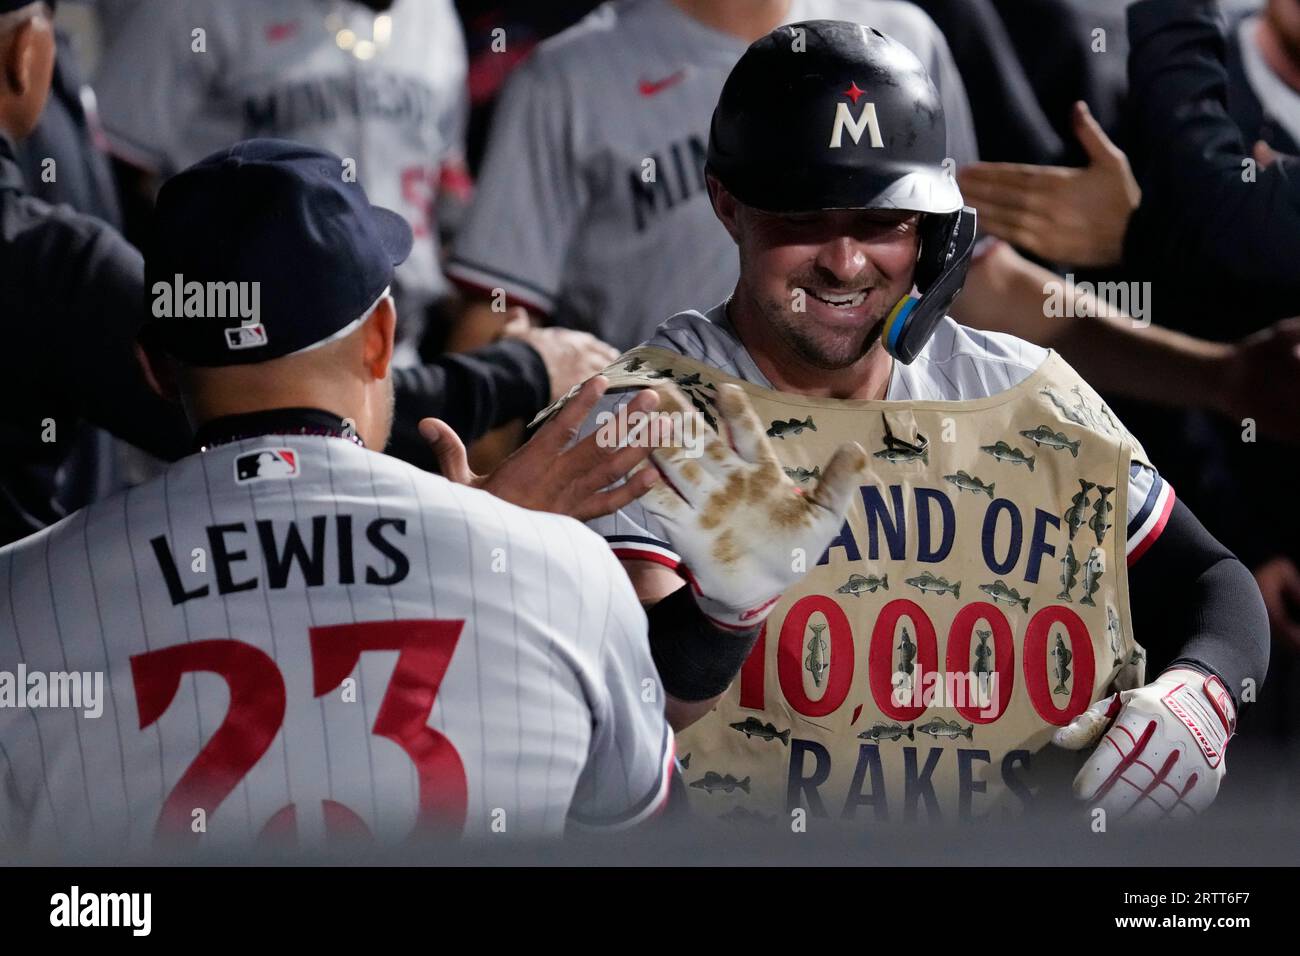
<box><xmin>542</xmin><ymin>21</ymin><xmax>1269</xmax><ymax>824</ymax></box>
<box><xmin>446</xmin><ymin>0</ymin><xmax>977</xmax><ymax>352</ymax></box>
<box><xmin>0</xmin><ymin>140</ymin><xmax>674</xmax><ymax>856</ymax></box>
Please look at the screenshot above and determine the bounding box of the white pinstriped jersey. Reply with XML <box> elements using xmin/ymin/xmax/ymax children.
<box><xmin>585</xmin><ymin>305</ymin><xmax>1173</xmax><ymax>566</ymax></box>
<box><xmin>0</xmin><ymin>437</ymin><xmax>672</xmax><ymax>854</ymax></box>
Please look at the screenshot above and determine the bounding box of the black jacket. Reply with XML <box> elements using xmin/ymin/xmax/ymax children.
<box><xmin>1124</xmin><ymin>0</ymin><xmax>1300</xmax><ymax>334</ymax></box>
<box><xmin>0</xmin><ymin>130</ymin><xmax>191</xmax><ymax>546</ymax></box>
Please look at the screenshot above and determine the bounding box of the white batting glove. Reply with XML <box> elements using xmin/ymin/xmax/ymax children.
<box><xmin>1053</xmin><ymin>667</ymin><xmax>1237</xmax><ymax>822</ymax></box>
<box><xmin>640</xmin><ymin>383</ymin><xmax>868</xmax><ymax>630</ymax></box>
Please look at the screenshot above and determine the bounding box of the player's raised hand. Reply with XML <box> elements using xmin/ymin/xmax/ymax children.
<box><xmin>956</xmin><ymin>102</ymin><xmax>1139</xmax><ymax>268</ymax></box>
<box><xmin>1052</xmin><ymin>667</ymin><xmax>1236</xmax><ymax>823</ymax></box>
<box><xmin>640</xmin><ymin>382</ymin><xmax>868</xmax><ymax>630</ymax></box>
<box><xmin>419</xmin><ymin>375</ymin><xmax>661</xmax><ymax>520</ymax></box>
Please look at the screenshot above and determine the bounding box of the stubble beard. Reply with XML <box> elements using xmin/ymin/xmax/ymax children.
<box><xmin>755</xmin><ymin>287</ymin><xmax>889</xmax><ymax>371</ymax></box>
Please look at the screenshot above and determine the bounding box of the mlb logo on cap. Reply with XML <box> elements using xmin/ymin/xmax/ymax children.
<box><xmin>225</xmin><ymin>323</ymin><xmax>269</xmax><ymax>350</ymax></box>
<box><xmin>235</xmin><ymin>448</ymin><xmax>299</xmax><ymax>483</ymax></box>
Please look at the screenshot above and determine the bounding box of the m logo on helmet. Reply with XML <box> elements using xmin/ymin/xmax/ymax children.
<box><xmin>829</xmin><ymin>102</ymin><xmax>884</xmax><ymax>149</ymax></box>
<box><xmin>829</xmin><ymin>81</ymin><xmax>884</xmax><ymax>149</ymax></box>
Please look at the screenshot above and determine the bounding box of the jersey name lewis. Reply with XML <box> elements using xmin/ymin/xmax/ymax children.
<box><xmin>150</xmin><ymin>515</ymin><xmax>410</xmax><ymax>606</ymax></box>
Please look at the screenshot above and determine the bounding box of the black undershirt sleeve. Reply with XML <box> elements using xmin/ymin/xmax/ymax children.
<box><xmin>387</xmin><ymin>338</ymin><xmax>550</xmax><ymax>470</ymax></box>
<box><xmin>1127</xmin><ymin>498</ymin><xmax>1269</xmax><ymax>708</ymax></box>
<box><xmin>646</xmin><ymin>586</ymin><xmax>762</xmax><ymax>702</ymax></box>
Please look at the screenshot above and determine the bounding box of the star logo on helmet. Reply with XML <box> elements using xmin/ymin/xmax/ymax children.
<box><xmin>842</xmin><ymin>81</ymin><xmax>866</xmax><ymax>105</ymax></box>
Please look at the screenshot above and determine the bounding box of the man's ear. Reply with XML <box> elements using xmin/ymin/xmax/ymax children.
<box><xmin>361</xmin><ymin>296</ymin><xmax>396</xmax><ymax>381</ymax></box>
<box><xmin>706</xmin><ymin>173</ymin><xmax>742</xmax><ymax>243</ymax></box>
<box><xmin>3</xmin><ymin>13</ymin><xmax>44</xmax><ymax>96</ymax></box>
<box><xmin>135</xmin><ymin>340</ymin><xmax>180</xmax><ymax>403</ymax></box>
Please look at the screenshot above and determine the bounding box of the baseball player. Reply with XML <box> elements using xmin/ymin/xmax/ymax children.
<box><xmin>546</xmin><ymin>22</ymin><xmax>1269</xmax><ymax>824</ymax></box>
<box><xmin>446</xmin><ymin>0</ymin><xmax>1270</xmax><ymax>442</ymax></box>
<box><xmin>93</xmin><ymin>0</ymin><xmax>469</xmax><ymax>360</ymax></box>
<box><xmin>446</xmin><ymin>0</ymin><xmax>977</xmax><ymax>353</ymax></box>
<box><xmin>0</xmin><ymin>140</ymin><xmax>674</xmax><ymax>855</ymax></box>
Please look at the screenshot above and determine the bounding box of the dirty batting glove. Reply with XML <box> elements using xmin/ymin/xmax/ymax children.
<box><xmin>640</xmin><ymin>382</ymin><xmax>868</xmax><ymax>631</ymax></box>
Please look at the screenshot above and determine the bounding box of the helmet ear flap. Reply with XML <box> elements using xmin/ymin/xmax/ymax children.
<box><xmin>883</xmin><ymin>206</ymin><xmax>978</xmax><ymax>364</ymax></box>
<box><xmin>915</xmin><ymin>208</ymin><xmax>968</xmax><ymax>292</ymax></box>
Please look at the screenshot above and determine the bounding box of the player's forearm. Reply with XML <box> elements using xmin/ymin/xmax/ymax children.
<box><xmin>1128</xmin><ymin>499</ymin><xmax>1270</xmax><ymax>706</ymax></box>
<box><xmin>646</xmin><ymin>586</ymin><xmax>758</xmax><ymax>733</ymax></box>
<box><xmin>1046</xmin><ymin>306</ymin><xmax>1228</xmax><ymax>412</ymax></box>
<box><xmin>632</xmin><ymin>566</ymin><xmax>725</xmax><ymax>732</ymax></box>
<box><xmin>956</xmin><ymin>246</ymin><xmax>1230</xmax><ymax>410</ymax></box>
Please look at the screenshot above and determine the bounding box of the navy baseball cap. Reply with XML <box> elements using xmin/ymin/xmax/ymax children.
<box><xmin>143</xmin><ymin>139</ymin><xmax>412</xmax><ymax>367</ymax></box>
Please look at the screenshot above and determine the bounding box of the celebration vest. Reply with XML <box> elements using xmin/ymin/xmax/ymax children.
<box><xmin>555</xmin><ymin>345</ymin><xmax>1151</xmax><ymax>823</ymax></box>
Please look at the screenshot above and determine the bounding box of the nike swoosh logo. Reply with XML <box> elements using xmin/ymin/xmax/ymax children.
<box><xmin>638</xmin><ymin>70</ymin><xmax>687</xmax><ymax>97</ymax></box>
<box><xmin>266</xmin><ymin>21</ymin><xmax>300</xmax><ymax>44</ymax></box>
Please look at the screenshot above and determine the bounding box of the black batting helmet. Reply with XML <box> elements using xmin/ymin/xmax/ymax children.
<box><xmin>706</xmin><ymin>20</ymin><xmax>977</xmax><ymax>364</ymax></box>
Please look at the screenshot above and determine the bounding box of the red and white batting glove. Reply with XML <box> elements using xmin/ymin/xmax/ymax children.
<box><xmin>640</xmin><ymin>383</ymin><xmax>868</xmax><ymax>631</ymax></box>
<box><xmin>1053</xmin><ymin>667</ymin><xmax>1237</xmax><ymax>822</ymax></box>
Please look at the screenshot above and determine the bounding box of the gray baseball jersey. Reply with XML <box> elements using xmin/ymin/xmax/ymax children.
<box><xmin>0</xmin><ymin>436</ymin><xmax>672</xmax><ymax>853</ymax></box>
<box><xmin>92</xmin><ymin>0</ymin><xmax>469</xmax><ymax>352</ymax></box>
<box><xmin>446</xmin><ymin>0</ymin><xmax>979</xmax><ymax>349</ymax></box>
<box><xmin>582</xmin><ymin>306</ymin><xmax>1173</xmax><ymax>567</ymax></box>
